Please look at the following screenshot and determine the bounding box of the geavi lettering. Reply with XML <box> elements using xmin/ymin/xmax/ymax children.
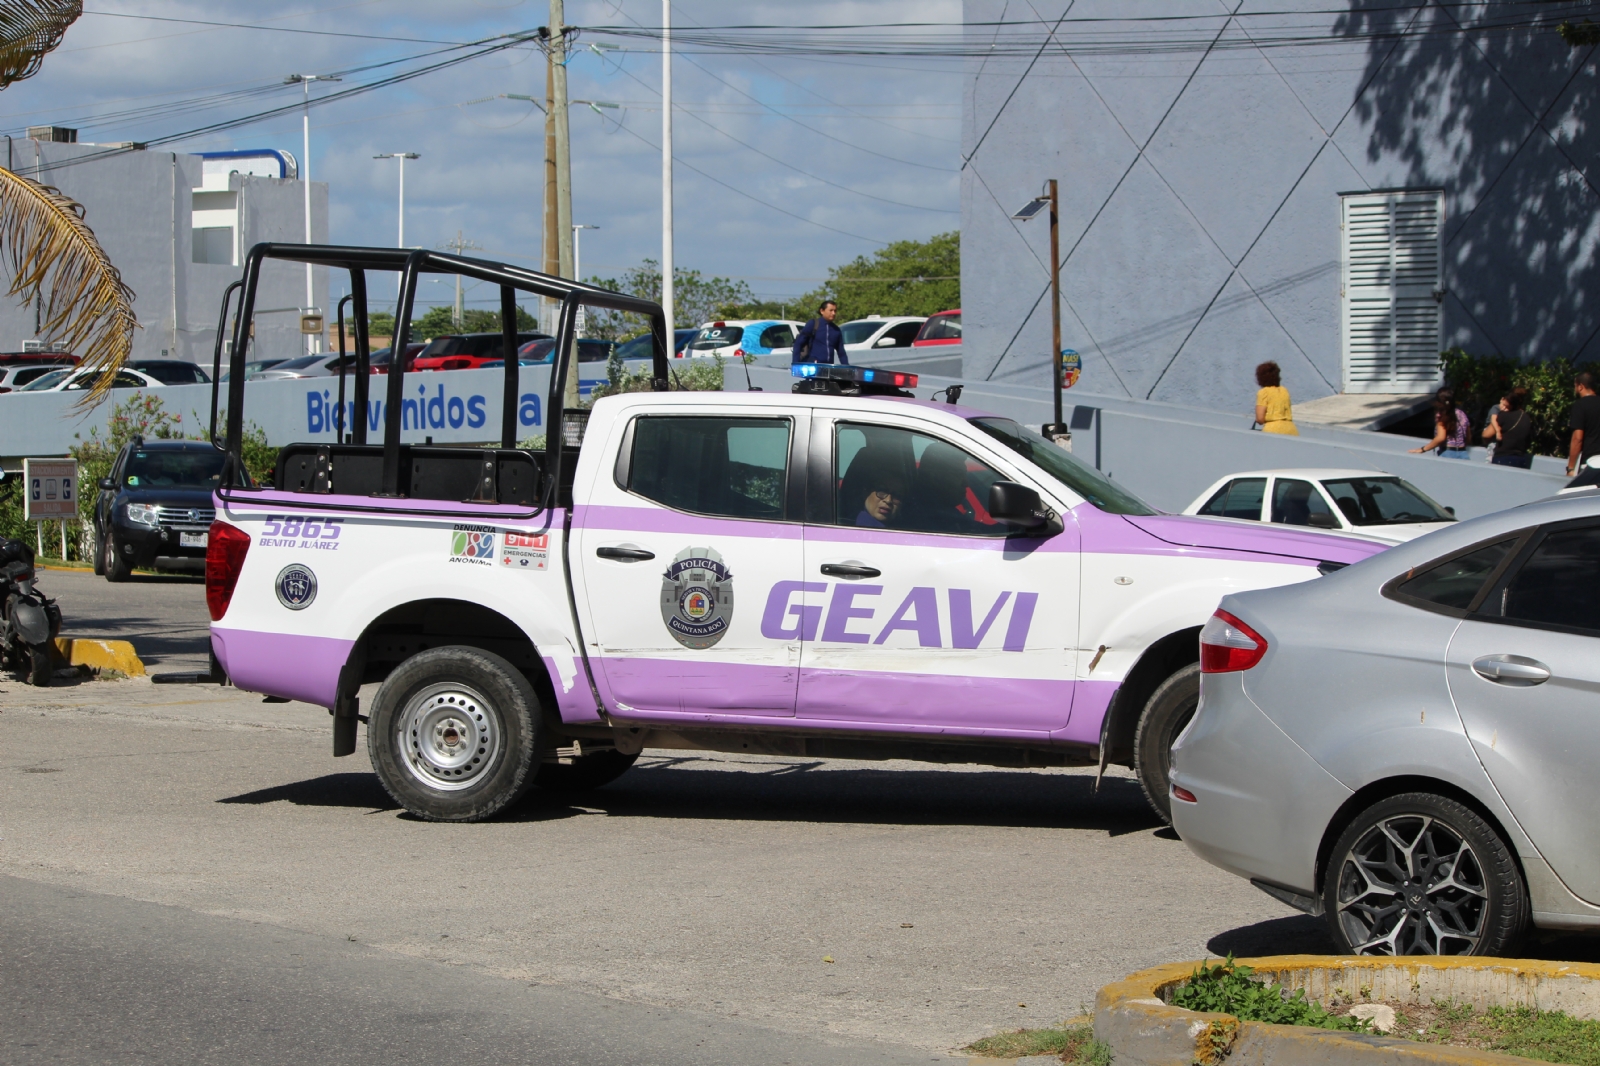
<box><xmin>759</xmin><ymin>582</ymin><xmax>1038</xmax><ymax>651</ymax></box>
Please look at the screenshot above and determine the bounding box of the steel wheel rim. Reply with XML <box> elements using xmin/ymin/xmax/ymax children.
<box><xmin>1335</xmin><ymin>813</ymin><xmax>1488</xmax><ymax>955</ymax></box>
<box><xmin>396</xmin><ymin>681</ymin><xmax>502</xmax><ymax>792</ymax></box>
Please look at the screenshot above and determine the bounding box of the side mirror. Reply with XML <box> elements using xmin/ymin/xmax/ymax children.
<box><xmin>988</xmin><ymin>481</ymin><xmax>1062</xmax><ymax>535</ymax></box>
<box><xmin>1307</xmin><ymin>512</ymin><xmax>1339</xmax><ymax>529</ymax></box>
<box><xmin>1445</xmin><ymin>506</ymin><xmax>1456</xmax><ymax>516</ymax></box>
<box><xmin>98</xmin><ymin>477</ymin><xmax>116</xmax><ymax>491</ymax></box>
<box><xmin>875</xmin><ymin>336</ymin><xmax>897</xmax><ymax>347</ymax></box>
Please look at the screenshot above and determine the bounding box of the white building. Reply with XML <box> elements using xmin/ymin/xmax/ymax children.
<box><xmin>1</xmin><ymin>130</ymin><xmax>328</xmax><ymax>367</ymax></box>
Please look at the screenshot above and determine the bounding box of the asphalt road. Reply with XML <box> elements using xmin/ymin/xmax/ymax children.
<box><xmin>37</xmin><ymin>565</ymin><xmax>210</xmax><ymax>672</ymax></box>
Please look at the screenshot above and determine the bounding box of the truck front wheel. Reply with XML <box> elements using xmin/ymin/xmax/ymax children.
<box><xmin>1134</xmin><ymin>662</ymin><xmax>1200</xmax><ymax>826</ymax></box>
<box><xmin>368</xmin><ymin>646</ymin><xmax>542</xmax><ymax>822</ymax></box>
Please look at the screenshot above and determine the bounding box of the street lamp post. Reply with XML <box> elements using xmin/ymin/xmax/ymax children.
<box><xmin>1012</xmin><ymin>180</ymin><xmax>1067</xmax><ymax>439</ymax></box>
<box><xmin>286</xmin><ymin>73</ymin><xmax>341</xmax><ymax>354</ymax></box>
<box><xmin>374</xmin><ymin>152</ymin><xmax>420</xmax><ymax>247</ymax></box>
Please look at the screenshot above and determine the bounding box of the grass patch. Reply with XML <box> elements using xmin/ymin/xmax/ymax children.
<box><xmin>964</xmin><ymin>1023</ymin><xmax>1111</xmax><ymax>1063</ymax></box>
<box><xmin>1170</xmin><ymin>956</ymin><xmax>1366</xmax><ymax>1032</ymax></box>
<box><xmin>1345</xmin><ymin>1002</ymin><xmax>1600</xmax><ymax>1066</ymax></box>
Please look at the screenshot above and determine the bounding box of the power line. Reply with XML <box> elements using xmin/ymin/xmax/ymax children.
<box><xmin>80</xmin><ymin>9</ymin><xmax>478</xmax><ymax>46</ymax></box>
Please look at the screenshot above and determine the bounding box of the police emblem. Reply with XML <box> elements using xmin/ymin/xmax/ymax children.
<box><xmin>275</xmin><ymin>564</ymin><xmax>317</xmax><ymax>610</ymax></box>
<box><xmin>659</xmin><ymin>547</ymin><xmax>734</xmax><ymax>649</ymax></box>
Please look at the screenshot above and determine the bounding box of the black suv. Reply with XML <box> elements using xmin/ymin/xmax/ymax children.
<box><xmin>92</xmin><ymin>439</ymin><xmax>225</xmax><ymax>582</ymax></box>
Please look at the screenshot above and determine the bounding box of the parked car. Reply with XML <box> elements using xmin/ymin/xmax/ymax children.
<box><xmin>841</xmin><ymin>315</ymin><xmax>926</xmax><ymax>355</ymax></box>
<box><xmin>0</xmin><ymin>363</ymin><xmax>75</xmax><ymax>393</ymax></box>
<box><xmin>412</xmin><ymin>332</ymin><xmax>548</xmax><ymax>372</ymax></box>
<box><xmin>219</xmin><ymin>358</ymin><xmax>288</xmax><ymax>382</ymax></box>
<box><xmin>1185</xmin><ymin>469</ymin><xmax>1457</xmax><ymax>544</ymax></box>
<box><xmin>17</xmin><ymin>366</ymin><xmax>164</xmax><ymax>392</ymax></box>
<box><xmin>129</xmin><ymin>359</ymin><xmax>210</xmax><ymax>385</ymax></box>
<box><xmin>1172</xmin><ymin>490</ymin><xmax>1600</xmax><ymax>955</ymax></box>
<box><xmin>682</xmin><ymin>320</ymin><xmax>803</xmax><ymax>360</ymax></box>
<box><xmin>913</xmin><ymin>309</ymin><xmax>961</xmax><ymax>346</ymax></box>
<box><xmin>367</xmin><ymin>343</ymin><xmax>426</xmax><ymax>375</ymax></box>
<box><xmin>91</xmin><ymin>438</ymin><xmax>225</xmax><ymax>580</ymax></box>
<box><xmin>0</xmin><ymin>350</ymin><xmax>78</xmax><ymax>368</ymax></box>
<box><xmin>613</xmin><ymin>329</ymin><xmax>697</xmax><ymax>361</ymax></box>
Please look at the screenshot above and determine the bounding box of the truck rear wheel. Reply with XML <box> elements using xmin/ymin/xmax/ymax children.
<box><xmin>536</xmin><ymin>749</ymin><xmax>638</xmax><ymax>795</ymax></box>
<box><xmin>1134</xmin><ymin>663</ymin><xmax>1200</xmax><ymax>825</ymax></box>
<box><xmin>367</xmin><ymin>646</ymin><xmax>541</xmax><ymax>822</ymax></box>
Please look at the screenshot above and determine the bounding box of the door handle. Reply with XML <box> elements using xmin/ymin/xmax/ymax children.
<box><xmin>1471</xmin><ymin>654</ymin><xmax>1551</xmax><ymax>686</ymax></box>
<box><xmin>596</xmin><ymin>546</ymin><xmax>655</xmax><ymax>562</ymax></box>
<box><xmin>821</xmin><ymin>563</ymin><xmax>880</xmax><ymax>579</ymax></box>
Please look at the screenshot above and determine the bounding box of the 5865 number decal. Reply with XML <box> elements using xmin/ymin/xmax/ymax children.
<box><xmin>260</xmin><ymin>515</ymin><xmax>343</xmax><ymax>549</ymax></box>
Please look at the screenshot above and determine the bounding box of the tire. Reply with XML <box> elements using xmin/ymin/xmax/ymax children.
<box><xmin>1322</xmin><ymin>792</ymin><xmax>1527</xmax><ymax>956</ymax></box>
<box><xmin>92</xmin><ymin>527</ymin><xmax>106</xmax><ymax>576</ymax></box>
<box><xmin>104</xmin><ymin>535</ymin><xmax>131</xmax><ymax>582</ymax></box>
<box><xmin>28</xmin><ymin>643</ymin><xmax>51</xmax><ymax>687</ymax></box>
<box><xmin>367</xmin><ymin>646</ymin><xmax>541</xmax><ymax>822</ymax></box>
<box><xmin>1134</xmin><ymin>662</ymin><xmax>1200</xmax><ymax>825</ymax></box>
<box><xmin>536</xmin><ymin>749</ymin><xmax>638</xmax><ymax>794</ymax></box>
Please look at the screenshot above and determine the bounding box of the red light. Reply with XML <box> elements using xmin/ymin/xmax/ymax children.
<box><xmin>713</xmin><ymin>321</ymin><xmax>725</xmax><ymax>328</ymax></box>
<box><xmin>206</xmin><ymin>520</ymin><xmax>251</xmax><ymax>621</ymax></box>
<box><xmin>1199</xmin><ymin>609</ymin><xmax>1268</xmax><ymax>673</ymax></box>
<box><xmin>733</xmin><ymin>348</ymin><xmax>744</xmax><ymax>358</ymax></box>
<box><xmin>1172</xmin><ymin>785</ymin><xmax>1198</xmax><ymax>804</ymax></box>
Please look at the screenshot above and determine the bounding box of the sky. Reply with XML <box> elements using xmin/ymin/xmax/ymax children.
<box><xmin>0</xmin><ymin>1</ymin><xmax>964</xmax><ymax>315</ymax></box>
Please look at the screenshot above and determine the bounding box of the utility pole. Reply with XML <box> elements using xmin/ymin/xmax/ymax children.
<box><xmin>444</xmin><ymin>231</ymin><xmax>483</xmax><ymax>329</ymax></box>
<box><xmin>1012</xmin><ymin>180</ymin><xmax>1066</xmax><ymax>436</ymax></box>
<box><xmin>549</xmin><ymin>1</ymin><xmax>578</xmax><ymax>410</ymax></box>
<box><xmin>542</xmin><ymin>45</ymin><xmax>559</xmax><ymax>334</ymax></box>
<box><xmin>661</xmin><ymin>0</ymin><xmax>675</xmax><ymax>348</ymax></box>
<box><xmin>374</xmin><ymin>152</ymin><xmax>419</xmax><ymax>247</ymax></box>
<box><xmin>287</xmin><ymin>73</ymin><xmax>340</xmax><ymax>354</ymax></box>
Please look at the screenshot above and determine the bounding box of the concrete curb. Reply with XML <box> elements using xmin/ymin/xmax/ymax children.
<box><xmin>37</xmin><ymin>562</ymin><xmax>95</xmax><ymax>573</ymax></box>
<box><xmin>53</xmin><ymin>637</ymin><xmax>146</xmax><ymax>677</ymax></box>
<box><xmin>1093</xmin><ymin>956</ymin><xmax>1600</xmax><ymax>1066</ymax></box>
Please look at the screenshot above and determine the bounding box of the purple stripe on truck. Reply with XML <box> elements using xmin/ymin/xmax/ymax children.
<box><xmin>211</xmin><ymin>627</ymin><xmax>354</xmax><ymax>708</ymax></box>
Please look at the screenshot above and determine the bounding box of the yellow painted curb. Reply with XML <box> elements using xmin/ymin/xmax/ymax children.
<box><xmin>52</xmin><ymin>637</ymin><xmax>146</xmax><ymax>677</ymax></box>
<box><xmin>1094</xmin><ymin>956</ymin><xmax>1600</xmax><ymax>1066</ymax></box>
<box><xmin>37</xmin><ymin>562</ymin><xmax>95</xmax><ymax>573</ymax></box>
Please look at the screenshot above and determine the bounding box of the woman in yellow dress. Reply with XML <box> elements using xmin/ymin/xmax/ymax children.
<box><xmin>1254</xmin><ymin>361</ymin><xmax>1298</xmax><ymax>435</ymax></box>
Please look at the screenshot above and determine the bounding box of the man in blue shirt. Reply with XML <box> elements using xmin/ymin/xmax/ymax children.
<box><xmin>791</xmin><ymin>300</ymin><xmax>848</xmax><ymax>365</ymax></box>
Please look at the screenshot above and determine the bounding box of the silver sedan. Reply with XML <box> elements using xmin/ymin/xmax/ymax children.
<box><xmin>1171</xmin><ymin>490</ymin><xmax>1600</xmax><ymax>955</ymax></box>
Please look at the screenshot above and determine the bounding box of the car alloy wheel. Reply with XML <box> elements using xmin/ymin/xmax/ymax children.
<box><xmin>1325</xmin><ymin>792</ymin><xmax>1525</xmax><ymax>956</ymax></box>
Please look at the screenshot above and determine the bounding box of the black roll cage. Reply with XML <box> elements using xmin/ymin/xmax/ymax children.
<box><xmin>208</xmin><ymin>244</ymin><xmax>670</xmax><ymax>513</ymax></box>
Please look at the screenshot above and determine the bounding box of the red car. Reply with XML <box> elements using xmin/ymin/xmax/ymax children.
<box><xmin>410</xmin><ymin>332</ymin><xmax>548</xmax><ymax>372</ymax></box>
<box><xmin>913</xmin><ymin>309</ymin><xmax>961</xmax><ymax>347</ymax></box>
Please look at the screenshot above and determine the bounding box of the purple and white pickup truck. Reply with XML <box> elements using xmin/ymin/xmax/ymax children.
<box><xmin>205</xmin><ymin>245</ymin><xmax>1386</xmax><ymax>822</ymax></box>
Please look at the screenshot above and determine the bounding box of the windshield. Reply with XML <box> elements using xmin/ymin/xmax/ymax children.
<box><xmin>124</xmin><ymin>449</ymin><xmax>226</xmax><ymax>490</ymax></box>
<box><xmin>690</xmin><ymin>325</ymin><xmax>742</xmax><ymax>350</ymax></box>
<box><xmin>136</xmin><ymin>362</ymin><xmax>209</xmax><ymax>385</ymax></box>
<box><xmin>19</xmin><ymin>369</ymin><xmax>71</xmax><ymax>391</ymax></box>
<box><xmin>270</xmin><ymin>354</ymin><xmax>324</xmax><ymax>371</ymax></box>
<box><xmin>1321</xmin><ymin>476</ymin><xmax>1455</xmax><ymax>525</ymax></box>
<box><xmin>969</xmin><ymin>417</ymin><xmax>1156</xmax><ymax>515</ymax></box>
<box><xmin>840</xmin><ymin>321</ymin><xmax>883</xmax><ymax>345</ymax></box>
<box><xmin>918</xmin><ymin>313</ymin><xmax>961</xmax><ymax>341</ymax></box>
<box><xmin>615</xmin><ymin>333</ymin><xmax>654</xmax><ymax>360</ymax></box>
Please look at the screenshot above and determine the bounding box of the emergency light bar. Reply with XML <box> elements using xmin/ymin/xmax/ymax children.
<box><xmin>791</xmin><ymin>363</ymin><xmax>918</xmax><ymax>389</ymax></box>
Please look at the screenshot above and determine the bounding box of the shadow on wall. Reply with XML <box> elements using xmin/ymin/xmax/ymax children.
<box><xmin>1336</xmin><ymin>1</ymin><xmax>1600</xmax><ymax>361</ymax></box>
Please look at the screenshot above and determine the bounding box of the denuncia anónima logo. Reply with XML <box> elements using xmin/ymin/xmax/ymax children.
<box><xmin>659</xmin><ymin>547</ymin><xmax>734</xmax><ymax>649</ymax></box>
<box><xmin>275</xmin><ymin>564</ymin><xmax>318</xmax><ymax>610</ymax></box>
<box><xmin>450</xmin><ymin>524</ymin><xmax>496</xmax><ymax>564</ymax></box>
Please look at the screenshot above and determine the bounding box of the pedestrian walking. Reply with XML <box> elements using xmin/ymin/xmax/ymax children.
<box><xmin>1566</xmin><ymin>371</ymin><xmax>1600</xmax><ymax>478</ymax></box>
<box><xmin>791</xmin><ymin>300</ymin><xmax>848</xmax><ymax>365</ymax></box>
<box><xmin>1410</xmin><ymin>387</ymin><xmax>1471</xmax><ymax>458</ymax></box>
<box><xmin>1252</xmin><ymin>361</ymin><xmax>1298</xmax><ymax>435</ymax></box>
<box><xmin>1482</xmin><ymin>386</ymin><xmax>1533</xmax><ymax>468</ymax></box>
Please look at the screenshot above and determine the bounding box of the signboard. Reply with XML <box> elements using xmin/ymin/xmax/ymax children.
<box><xmin>23</xmin><ymin>457</ymin><xmax>78</xmax><ymax>521</ymax></box>
<box><xmin>1060</xmin><ymin>348</ymin><xmax>1081</xmax><ymax>390</ymax></box>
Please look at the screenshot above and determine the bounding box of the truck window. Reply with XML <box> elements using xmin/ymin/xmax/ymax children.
<box><xmin>833</xmin><ymin>422</ymin><xmax>1006</xmax><ymax>536</ymax></box>
<box><xmin>627</xmin><ymin>416</ymin><xmax>791</xmax><ymax>520</ymax></box>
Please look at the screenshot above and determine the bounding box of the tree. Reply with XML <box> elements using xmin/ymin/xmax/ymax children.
<box><xmin>583</xmin><ymin>259</ymin><xmax>753</xmax><ymax>341</ymax></box>
<box><xmin>0</xmin><ymin>1</ymin><xmax>137</xmax><ymax>406</ymax></box>
<box><xmin>795</xmin><ymin>231</ymin><xmax>959</xmax><ymax>323</ymax></box>
<box><xmin>410</xmin><ymin>304</ymin><xmax>537</xmax><ymax>339</ymax></box>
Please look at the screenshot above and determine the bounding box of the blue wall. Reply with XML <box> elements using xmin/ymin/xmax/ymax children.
<box><xmin>962</xmin><ymin>0</ymin><xmax>1600</xmax><ymax>411</ymax></box>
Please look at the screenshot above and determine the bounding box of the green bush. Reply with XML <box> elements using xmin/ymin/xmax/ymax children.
<box><xmin>1438</xmin><ymin>348</ymin><xmax>1584</xmax><ymax>458</ymax></box>
<box><xmin>1170</xmin><ymin>956</ymin><xmax>1365</xmax><ymax>1031</ymax></box>
<box><xmin>586</xmin><ymin>351</ymin><xmax>725</xmax><ymax>402</ymax></box>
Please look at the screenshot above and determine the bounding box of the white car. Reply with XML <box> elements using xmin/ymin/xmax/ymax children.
<box><xmin>17</xmin><ymin>366</ymin><xmax>165</xmax><ymax>392</ymax></box>
<box><xmin>248</xmin><ymin>352</ymin><xmax>359</xmax><ymax>380</ymax></box>
<box><xmin>0</xmin><ymin>363</ymin><xmax>75</xmax><ymax>393</ymax></box>
<box><xmin>841</xmin><ymin>315</ymin><xmax>925</xmax><ymax>355</ymax></box>
<box><xmin>682</xmin><ymin>319</ymin><xmax>803</xmax><ymax>360</ymax></box>
<box><xmin>1184</xmin><ymin>468</ymin><xmax>1457</xmax><ymax>544</ymax></box>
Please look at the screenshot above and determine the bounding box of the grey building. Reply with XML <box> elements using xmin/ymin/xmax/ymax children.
<box><xmin>962</xmin><ymin>2</ymin><xmax>1599</xmax><ymax>411</ymax></box>
<box><xmin>1</xmin><ymin>133</ymin><xmax>327</xmax><ymax>366</ymax></box>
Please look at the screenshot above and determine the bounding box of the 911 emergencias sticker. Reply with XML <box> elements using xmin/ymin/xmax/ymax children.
<box><xmin>500</xmin><ymin>531</ymin><xmax>548</xmax><ymax>570</ymax></box>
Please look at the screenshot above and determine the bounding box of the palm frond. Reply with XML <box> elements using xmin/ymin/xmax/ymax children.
<box><xmin>0</xmin><ymin>167</ymin><xmax>138</xmax><ymax>406</ymax></box>
<box><xmin>0</xmin><ymin>0</ymin><xmax>81</xmax><ymax>89</ymax></box>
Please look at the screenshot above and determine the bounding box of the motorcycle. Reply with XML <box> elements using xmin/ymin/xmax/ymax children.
<box><xmin>1</xmin><ymin>539</ymin><xmax>61</xmax><ymax>687</ymax></box>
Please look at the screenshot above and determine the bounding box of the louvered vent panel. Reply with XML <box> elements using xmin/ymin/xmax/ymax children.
<box><xmin>1341</xmin><ymin>190</ymin><xmax>1443</xmax><ymax>393</ymax></box>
